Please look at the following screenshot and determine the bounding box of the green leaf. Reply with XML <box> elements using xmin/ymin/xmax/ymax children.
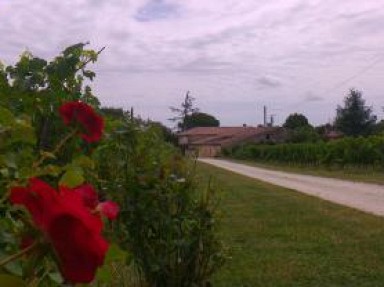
<box><xmin>72</xmin><ymin>155</ymin><xmax>95</xmax><ymax>169</ymax></box>
<box><xmin>105</xmin><ymin>244</ymin><xmax>128</xmax><ymax>263</ymax></box>
<box><xmin>95</xmin><ymin>244</ymin><xmax>129</xmax><ymax>283</ymax></box>
<box><xmin>0</xmin><ymin>274</ymin><xmax>25</xmax><ymax>287</ymax></box>
<box><xmin>11</xmin><ymin>121</ymin><xmax>36</xmax><ymax>145</ymax></box>
<box><xmin>59</xmin><ymin>167</ymin><xmax>84</xmax><ymax>188</ymax></box>
<box><xmin>0</xmin><ymin>168</ymin><xmax>9</xmax><ymax>177</ymax></box>
<box><xmin>48</xmin><ymin>272</ymin><xmax>63</xmax><ymax>284</ymax></box>
<box><xmin>4</xmin><ymin>153</ymin><xmax>17</xmax><ymax>169</ymax></box>
<box><xmin>0</xmin><ymin>108</ymin><xmax>15</xmax><ymax>126</ymax></box>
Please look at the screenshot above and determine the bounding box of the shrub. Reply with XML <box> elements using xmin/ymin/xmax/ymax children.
<box><xmin>226</xmin><ymin>136</ymin><xmax>384</xmax><ymax>169</ymax></box>
<box><xmin>94</xmin><ymin>119</ymin><xmax>225</xmax><ymax>287</ymax></box>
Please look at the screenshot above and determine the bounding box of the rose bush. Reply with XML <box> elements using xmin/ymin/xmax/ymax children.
<box><xmin>59</xmin><ymin>101</ymin><xmax>104</xmax><ymax>143</ymax></box>
<box><xmin>0</xmin><ymin>99</ymin><xmax>122</xmax><ymax>285</ymax></box>
<box><xmin>4</xmin><ymin>99</ymin><xmax>119</xmax><ymax>284</ymax></box>
<box><xmin>0</xmin><ymin>45</ymin><xmax>224</xmax><ymax>286</ymax></box>
<box><xmin>10</xmin><ymin>178</ymin><xmax>118</xmax><ymax>283</ymax></box>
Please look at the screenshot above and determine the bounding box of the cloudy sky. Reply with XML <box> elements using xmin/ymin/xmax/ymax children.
<box><xmin>1</xmin><ymin>0</ymin><xmax>384</xmax><ymax>126</ymax></box>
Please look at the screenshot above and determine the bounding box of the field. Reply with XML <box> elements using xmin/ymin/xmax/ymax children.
<box><xmin>226</xmin><ymin>159</ymin><xmax>384</xmax><ymax>185</ymax></box>
<box><xmin>197</xmin><ymin>163</ymin><xmax>384</xmax><ymax>286</ymax></box>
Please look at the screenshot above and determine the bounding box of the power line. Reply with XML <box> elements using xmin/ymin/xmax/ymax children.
<box><xmin>323</xmin><ymin>52</ymin><xmax>384</xmax><ymax>94</ymax></box>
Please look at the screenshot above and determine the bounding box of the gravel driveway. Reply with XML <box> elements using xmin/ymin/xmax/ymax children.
<box><xmin>199</xmin><ymin>158</ymin><xmax>384</xmax><ymax>217</ymax></box>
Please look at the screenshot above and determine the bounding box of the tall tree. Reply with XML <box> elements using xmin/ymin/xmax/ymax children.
<box><xmin>283</xmin><ymin>113</ymin><xmax>310</xmax><ymax>129</ymax></box>
<box><xmin>169</xmin><ymin>91</ymin><xmax>199</xmax><ymax>131</ymax></box>
<box><xmin>283</xmin><ymin>113</ymin><xmax>319</xmax><ymax>142</ymax></box>
<box><xmin>184</xmin><ymin>112</ymin><xmax>220</xmax><ymax>129</ymax></box>
<box><xmin>335</xmin><ymin>89</ymin><xmax>377</xmax><ymax>137</ymax></box>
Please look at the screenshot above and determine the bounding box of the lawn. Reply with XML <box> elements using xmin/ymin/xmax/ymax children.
<box><xmin>225</xmin><ymin>158</ymin><xmax>384</xmax><ymax>185</ymax></box>
<box><xmin>197</xmin><ymin>162</ymin><xmax>384</xmax><ymax>287</ymax></box>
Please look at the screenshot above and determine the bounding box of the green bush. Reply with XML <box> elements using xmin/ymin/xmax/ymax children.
<box><xmin>94</xmin><ymin>119</ymin><xmax>225</xmax><ymax>287</ymax></box>
<box><xmin>226</xmin><ymin>136</ymin><xmax>384</xmax><ymax>169</ymax></box>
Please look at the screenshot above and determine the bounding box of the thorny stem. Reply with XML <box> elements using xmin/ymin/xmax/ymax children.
<box><xmin>0</xmin><ymin>241</ymin><xmax>38</xmax><ymax>267</ymax></box>
<box><xmin>32</xmin><ymin>128</ymin><xmax>78</xmax><ymax>169</ymax></box>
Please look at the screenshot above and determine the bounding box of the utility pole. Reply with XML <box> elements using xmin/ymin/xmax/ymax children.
<box><xmin>263</xmin><ymin>106</ymin><xmax>267</xmax><ymax>127</ymax></box>
<box><xmin>270</xmin><ymin>114</ymin><xmax>275</xmax><ymax>127</ymax></box>
<box><xmin>130</xmin><ymin>107</ymin><xmax>134</xmax><ymax>121</ymax></box>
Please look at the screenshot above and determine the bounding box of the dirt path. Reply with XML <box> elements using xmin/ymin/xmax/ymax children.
<box><xmin>199</xmin><ymin>158</ymin><xmax>384</xmax><ymax>217</ymax></box>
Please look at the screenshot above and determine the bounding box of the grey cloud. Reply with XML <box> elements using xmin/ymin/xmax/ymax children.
<box><xmin>174</xmin><ymin>57</ymin><xmax>234</xmax><ymax>74</ymax></box>
<box><xmin>304</xmin><ymin>92</ymin><xmax>323</xmax><ymax>102</ymax></box>
<box><xmin>187</xmin><ymin>23</ymin><xmax>261</xmax><ymax>49</ymax></box>
<box><xmin>134</xmin><ymin>0</ymin><xmax>180</xmax><ymax>22</ymax></box>
<box><xmin>2</xmin><ymin>0</ymin><xmax>384</xmax><ymax>127</ymax></box>
<box><xmin>256</xmin><ymin>76</ymin><xmax>282</xmax><ymax>89</ymax></box>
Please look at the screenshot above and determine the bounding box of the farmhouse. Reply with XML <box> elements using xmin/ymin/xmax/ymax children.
<box><xmin>178</xmin><ymin>126</ymin><xmax>285</xmax><ymax>157</ymax></box>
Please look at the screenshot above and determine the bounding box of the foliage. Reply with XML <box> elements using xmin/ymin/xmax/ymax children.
<box><xmin>374</xmin><ymin>120</ymin><xmax>384</xmax><ymax>135</ymax></box>
<box><xmin>184</xmin><ymin>112</ymin><xmax>220</xmax><ymax>130</ymax></box>
<box><xmin>0</xmin><ymin>97</ymin><xmax>116</xmax><ymax>285</ymax></box>
<box><xmin>315</xmin><ymin>123</ymin><xmax>333</xmax><ymax>138</ymax></box>
<box><xmin>101</xmin><ymin>107</ymin><xmax>132</xmax><ymax>121</ymax></box>
<box><xmin>283</xmin><ymin>113</ymin><xmax>310</xmax><ymax>130</ymax></box>
<box><xmin>0</xmin><ymin>43</ymin><xmax>102</xmax><ymax>152</ymax></box>
<box><xmin>286</xmin><ymin>126</ymin><xmax>321</xmax><ymax>143</ymax></box>
<box><xmin>282</xmin><ymin>113</ymin><xmax>320</xmax><ymax>143</ymax></box>
<box><xmin>225</xmin><ymin>136</ymin><xmax>384</xmax><ymax>168</ymax></box>
<box><xmin>335</xmin><ymin>89</ymin><xmax>377</xmax><ymax>137</ymax></box>
<box><xmin>1</xmin><ymin>45</ymin><xmax>224</xmax><ymax>286</ymax></box>
<box><xmin>145</xmin><ymin>120</ymin><xmax>178</xmax><ymax>146</ymax></box>
<box><xmin>94</xmin><ymin>119</ymin><xmax>225</xmax><ymax>287</ymax></box>
<box><xmin>169</xmin><ymin>91</ymin><xmax>199</xmax><ymax>131</ymax></box>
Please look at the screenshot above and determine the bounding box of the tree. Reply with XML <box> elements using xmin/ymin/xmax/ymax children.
<box><xmin>335</xmin><ymin>89</ymin><xmax>377</xmax><ymax>137</ymax></box>
<box><xmin>169</xmin><ymin>91</ymin><xmax>199</xmax><ymax>131</ymax></box>
<box><xmin>283</xmin><ymin>113</ymin><xmax>319</xmax><ymax>142</ymax></box>
<box><xmin>184</xmin><ymin>112</ymin><xmax>220</xmax><ymax>129</ymax></box>
<box><xmin>283</xmin><ymin>113</ymin><xmax>310</xmax><ymax>129</ymax></box>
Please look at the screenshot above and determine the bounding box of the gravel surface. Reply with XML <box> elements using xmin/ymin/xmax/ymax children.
<box><xmin>199</xmin><ymin>158</ymin><xmax>384</xmax><ymax>217</ymax></box>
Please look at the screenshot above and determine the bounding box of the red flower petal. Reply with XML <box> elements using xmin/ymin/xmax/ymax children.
<box><xmin>59</xmin><ymin>101</ymin><xmax>104</xmax><ymax>143</ymax></box>
<box><xmin>10</xmin><ymin>178</ymin><xmax>58</xmax><ymax>229</ymax></box>
<box><xmin>10</xmin><ymin>179</ymin><xmax>108</xmax><ymax>283</ymax></box>
<box><xmin>48</xmin><ymin>214</ymin><xmax>108</xmax><ymax>283</ymax></box>
<box><xmin>98</xmin><ymin>201</ymin><xmax>119</xmax><ymax>220</ymax></box>
<box><xmin>61</xmin><ymin>184</ymin><xmax>99</xmax><ymax>209</ymax></box>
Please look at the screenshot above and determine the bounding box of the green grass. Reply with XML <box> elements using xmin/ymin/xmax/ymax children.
<box><xmin>197</xmin><ymin>162</ymin><xmax>384</xmax><ymax>287</ymax></box>
<box><xmin>225</xmin><ymin>158</ymin><xmax>384</xmax><ymax>185</ymax></box>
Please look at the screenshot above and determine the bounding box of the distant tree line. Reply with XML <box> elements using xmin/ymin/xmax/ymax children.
<box><xmin>168</xmin><ymin>88</ymin><xmax>383</xmax><ymax>144</ymax></box>
<box><xmin>282</xmin><ymin>89</ymin><xmax>383</xmax><ymax>143</ymax></box>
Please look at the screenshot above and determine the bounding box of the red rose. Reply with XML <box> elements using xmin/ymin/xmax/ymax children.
<box><xmin>97</xmin><ymin>201</ymin><xmax>120</xmax><ymax>220</ymax></box>
<box><xmin>71</xmin><ymin>184</ymin><xmax>99</xmax><ymax>209</ymax></box>
<box><xmin>10</xmin><ymin>178</ymin><xmax>109</xmax><ymax>283</ymax></box>
<box><xmin>68</xmin><ymin>184</ymin><xmax>120</xmax><ymax>220</ymax></box>
<box><xmin>59</xmin><ymin>101</ymin><xmax>104</xmax><ymax>143</ymax></box>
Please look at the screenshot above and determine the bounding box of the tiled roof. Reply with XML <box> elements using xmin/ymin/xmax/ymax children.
<box><xmin>178</xmin><ymin>126</ymin><xmax>281</xmax><ymax>146</ymax></box>
<box><xmin>178</xmin><ymin>126</ymin><xmax>264</xmax><ymax>136</ymax></box>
